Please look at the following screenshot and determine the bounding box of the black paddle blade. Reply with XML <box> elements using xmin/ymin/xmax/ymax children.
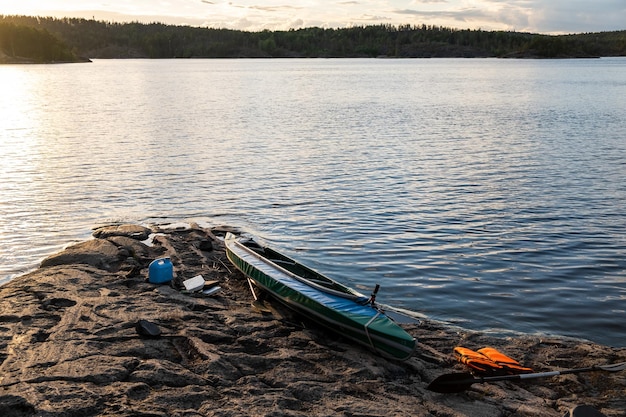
<box><xmin>427</xmin><ymin>372</ymin><xmax>478</xmax><ymax>393</ymax></box>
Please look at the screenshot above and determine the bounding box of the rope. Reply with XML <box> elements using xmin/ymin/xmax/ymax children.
<box><xmin>364</xmin><ymin>310</ymin><xmax>382</xmax><ymax>351</ymax></box>
<box><xmin>246</xmin><ymin>277</ymin><xmax>258</xmax><ymax>301</ymax></box>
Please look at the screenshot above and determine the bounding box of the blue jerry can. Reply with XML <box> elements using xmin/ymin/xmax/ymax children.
<box><xmin>148</xmin><ymin>257</ymin><xmax>173</xmax><ymax>284</ymax></box>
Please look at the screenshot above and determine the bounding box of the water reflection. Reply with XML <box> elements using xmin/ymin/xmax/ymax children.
<box><xmin>1</xmin><ymin>59</ymin><xmax>625</xmax><ymax>347</ymax></box>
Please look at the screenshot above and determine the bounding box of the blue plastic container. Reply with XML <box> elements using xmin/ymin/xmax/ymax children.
<box><xmin>148</xmin><ymin>257</ymin><xmax>173</xmax><ymax>284</ymax></box>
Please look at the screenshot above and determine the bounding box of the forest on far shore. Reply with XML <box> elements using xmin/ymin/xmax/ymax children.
<box><xmin>1</xmin><ymin>14</ymin><xmax>625</xmax><ymax>63</ymax></box>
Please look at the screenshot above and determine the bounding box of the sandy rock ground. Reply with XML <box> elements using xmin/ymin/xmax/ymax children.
<box><xmin>0</xmin><ymin>224</ymin><xmax>624</xmax><ymax>417</ymax></box>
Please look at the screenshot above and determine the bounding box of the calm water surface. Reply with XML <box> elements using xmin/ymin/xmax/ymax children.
<box><xmin>1</xmin><ymin>58</ymin><xmax>625</xmax><ymax>346</ymax></box>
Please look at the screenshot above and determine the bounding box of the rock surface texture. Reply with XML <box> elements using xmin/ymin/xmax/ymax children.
<box><xmin>0</xmin><ymin>224</ymin><xmax>624</xmax><ymax>416</ymax></box>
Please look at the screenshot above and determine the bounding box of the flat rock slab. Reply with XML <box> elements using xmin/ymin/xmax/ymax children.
<box><xmin>39</xmin><ymin>238</ymin><xmax>122</xmax><ymax>271</ymax></box>
<box><xmin>0</xmin><ymin>224</ymin><xmax>624</xmax><ymax>416</ymax></box>
<box><xmin>92</xmin><ymin>224</ymin><xmax>153</xmax><ymax>241</ymax></box>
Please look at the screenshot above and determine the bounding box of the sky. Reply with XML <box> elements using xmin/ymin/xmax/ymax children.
<box><xmin>1</xmin><ymin>0</ymin><xmax>625</xmax><ymax>34</ymax></box>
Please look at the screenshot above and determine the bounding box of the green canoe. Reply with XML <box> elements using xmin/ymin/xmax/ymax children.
<box><xmin>225</xmin><ymin>233</ymin><xmax>416</xmax><ymax>361</ymax></box>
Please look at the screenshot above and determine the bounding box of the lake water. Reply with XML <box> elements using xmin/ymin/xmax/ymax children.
<box><xmin>1</xmin><ymin>58</ymin><xmax>625</xmax><ymax>347</ymax></box>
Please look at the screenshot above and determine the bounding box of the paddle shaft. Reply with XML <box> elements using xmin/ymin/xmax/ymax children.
<box><xmin>427</xmin><ymin>362</ymin><xmax>626</xmax><ymax>393</ymax></box>
<box><xmin>480</xmin><ymin>366</ymin><xmax>598</xmax><ymax>383</ymax></box>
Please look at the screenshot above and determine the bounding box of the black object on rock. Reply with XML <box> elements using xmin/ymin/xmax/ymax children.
<box><xmin>135</xmin><ymin>319</ymin><xmax>162</xmax><ymax>338</ymax></box>
<box><xmin>198</xmin><ymin>239</ymin><xmax>213</xmax><ymax>252</ymax></box>
<box><xmin>563</xmin><ymin>405</ymin><xmax>607</xmax><ymax>417</ymax></box>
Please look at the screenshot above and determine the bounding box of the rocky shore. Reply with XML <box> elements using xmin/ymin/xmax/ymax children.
<box><xmin>0</xmin><ymin>224</ymin><xmax>624</xmax><ymax>416</ymax></box>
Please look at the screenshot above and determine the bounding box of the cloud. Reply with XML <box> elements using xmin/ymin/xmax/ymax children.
<box><xmin>389</xmin><ymin>3</ymin><xmax>533</xmax><ymax>31</ymax></box>
<box><xmin>223</xmin><ymin>17</ymin><xmax>256</xmax><ymax>30</ymax></box>
<box><xmin>11</xmin><ymin>0</ymin><xmax>625</xmax><ymax>34</ymax></box>
<box><xmin>393</xmin><ymin>7</ymin><xmax>492</xmax><ymax>20</ymax></box>
<box><xmin>289</xmin><ymin>18</ymin><xmax>306</xmax><ymax>29</ymax></box>
<box><xmin>525</xmin><ymin>0</ymin><xmax>626</xmax><ymax>33</ymax></box>
<box><xmin>248</xmin><ymin>5</ymin><xmax>303</xmax><ymax>12</ymax></box>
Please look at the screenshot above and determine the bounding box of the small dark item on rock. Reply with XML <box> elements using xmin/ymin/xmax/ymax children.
<box><xmin>204</xmin><ymin>280</ymin><xmax>219</xmax><ymax>289</ymax></box>
<box><xmin>563</xmin><ymin>405</ymin><xmax>607</xmax><ymax>417</ymax></box>
<box><xmin>198</xmin><ymin>239</ymin><xmax>213</xmax><ymax>251</ymax></box>
<box><xmin>135</xmin><ymin>320</ymin><xmax>162</xmax><ymax>338</ymax></box>
<box><xmin>252</xmin><ymin>300</ymin><xmax>272</xmax><ymax>314</ymax></box>
<box><xmin>202</xmin><ymin>286</ymin><xmax>221</xmax><ymax>296</ymax></box>
<box><xmin>125</xmin><ymin>265</ymin><xmax>142</xmax><ymax>278</ymax></box>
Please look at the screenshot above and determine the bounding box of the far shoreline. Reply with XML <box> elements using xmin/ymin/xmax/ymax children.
<box><xmin>1</xmin><ymin>55</ymin><xmax>608</xmax><ymax>65</ymax></box>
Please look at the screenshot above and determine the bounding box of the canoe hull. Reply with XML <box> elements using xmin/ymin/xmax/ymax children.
<box><xmin>225</xmin><ymin>234</ymin><xmax>416</xmax><ymax>361</ymax></box>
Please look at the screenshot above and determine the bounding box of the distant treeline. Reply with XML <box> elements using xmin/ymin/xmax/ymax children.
<box><xmin>0</xmin><ymin>20</ymin><xmax>81</xmax><ymax>63</ymax></box>
<box><xmin>1</xmin><ymin>15</ymin><xmax>625</xmax><ymax>62</ymax></box>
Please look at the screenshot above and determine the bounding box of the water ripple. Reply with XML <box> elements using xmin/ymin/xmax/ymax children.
<box><xmin>1</xmin><ymin>59</ymin><xmax>625</xmax><ymax>346</ymax></box>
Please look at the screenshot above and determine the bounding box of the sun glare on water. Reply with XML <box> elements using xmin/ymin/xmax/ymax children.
<box><xmin>0</xmin><ymin>67</ymin><xmax>37</xmax><ymax>133</ymax></box>
<box><xmin>0</xmin><ymin>67</ymin><xmax>44</xmax><ymax>193</ymax></box>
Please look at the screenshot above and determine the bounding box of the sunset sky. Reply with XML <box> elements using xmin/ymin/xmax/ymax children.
<box><xmin>1</xmin><ymin>0</ymin><xmax>625</xmax><ymax>34</ymax></box>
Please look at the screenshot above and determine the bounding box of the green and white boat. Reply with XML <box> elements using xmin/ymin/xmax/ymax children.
<box><xmin>224</xmin><ymin>233</ymin><xmax>417</xmax><ymax>361</ymax></box>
